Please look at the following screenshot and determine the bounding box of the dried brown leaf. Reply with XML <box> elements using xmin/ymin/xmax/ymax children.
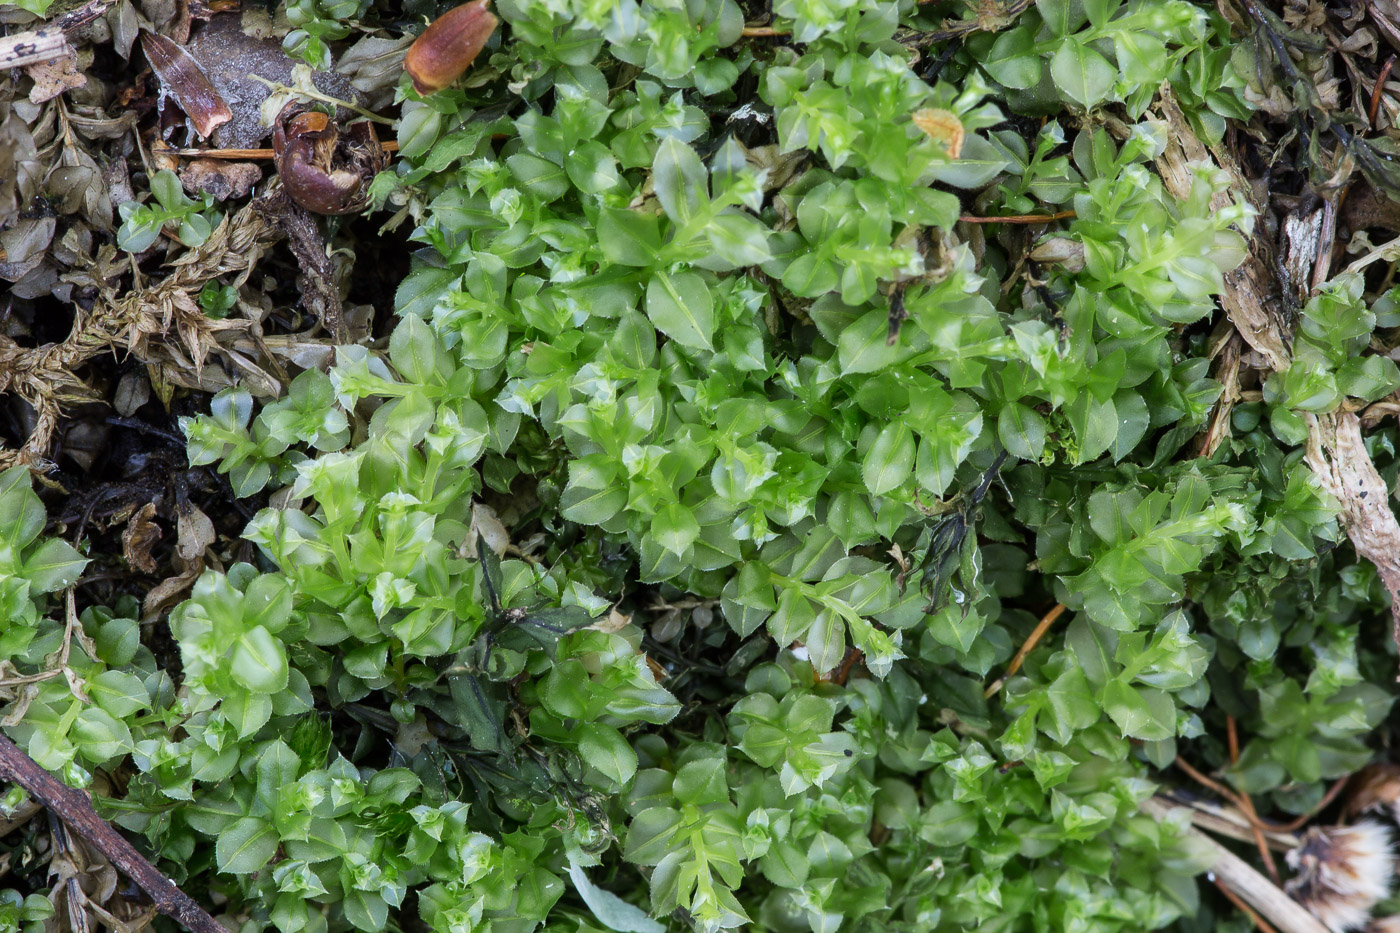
<box><xmin>141</xmin><ymin>31</ymin><xmax>233</xmax><ymax>139</ymax></box>
<box><xmin>25</xmin><ymin>52</ymin><xmax>87</xmax><ymax>104</ymax></box>
<box><xmin>121</xmin><ymin>502</ymin><xmax>162</xmax><ymax>574</ymax></box>
<box><xmin>175</xmin><ymin>501</ymin><xmax>215</xmax><ymax>562</ymax></box>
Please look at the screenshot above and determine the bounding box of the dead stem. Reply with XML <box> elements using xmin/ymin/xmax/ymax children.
<box><xmin>984</xmin><ymin>603</ymin><xmax>1067</xmax><ymax>699</ymax></box>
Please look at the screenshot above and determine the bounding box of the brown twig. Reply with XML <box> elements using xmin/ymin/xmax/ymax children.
<box><xmin>1229</xmin><ymin>715</ymin><xmax>1281</xmax><ymax>882</ymax></box>
<box><xmin>0</xmin><ymin>733</ymin><xmax>225</xmax><ymax>933</ymax></box>
<box><xmin>0</xmin><ymin>0</ymin><xmax>117</xmax><ymax>69</ymax></box>
<box><xmin>984</xmin><ymin>603</ymin><xmax>1067</xmax><ymax>699</ymax></box>
<box><xmin>1174</xmin><ymin>755</ymin><xmax>1345</xmax><ymax>837</ymax></box>
<box><xmin>1274</xmin><ymin>775</ymin><xmax>1350</xmax><ymax>832</ymax></box>
<box><xmin>1214</xmin><ymin>876</ymin><xmax>1281</xmax><ymax>933</ymax></box>
<box><xmin>160</xmin><ymin>140</ymin><xmax>401</xmax><ymax>160</ymax></box>
<box><xmin>960</xmin><ymin>211</ymin><xmax>1076</xmax><ymax>224</ymax></box>
<box><xmin>1371</xmin><ymin>56</ymin><xmax>1396</xmax><ymax>129</ymax></box>
<box><xmin>833</xmin><ymin>649</ymin><xmax>863</xmax><ymax>686</ymax></box>
<box><xmin>1176</xmin><ymin>755</ymin><xmax>1248</xmax><ymax>808</ymax></box>
<box><xmin>1162</xmin><ymin>793</ymin><xmax>1300</xmax><ymax>851</ymax></box>
<box><xmin>740</xmin><ymin>25</ymin><xmax>786</xmax><ymax>36</ymax></box>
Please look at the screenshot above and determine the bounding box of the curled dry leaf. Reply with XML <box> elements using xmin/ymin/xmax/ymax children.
<box><xmin>470</xmin><ymin>501</ymin><xmax>510</xmax><ymax>558</ymax></box>
<box><xmin>1028</xmin><ymin>236</ymin><xmax>1085</xmax><ymax>273</ymax></box>
<box><xmin>121</xmin><ymin>502</ymin><xmax>161</xmax><ymax>574</ymax></box>
<box><xmin>271</xmin><ymin>102</ymin><xmax>385</xmax><ymax>215</ymax></box>
<box><xmin>113</xmin><ymin>370</ymin><xmax>150</xmax><ymax>416</ymax></box>
<box><xmin>336</xmin><ymin>33</ymin><xmax>415</xmax><ymax>110</ymax></box>
<box><xmin>140</xmin><ymin>31</ymin><xmax>232</xmax><ymax>139</ymax></box>
<box><xmin>404</xmin><ymin>0</ymin><xmax>498</xmax><ymax>95</ymax></box>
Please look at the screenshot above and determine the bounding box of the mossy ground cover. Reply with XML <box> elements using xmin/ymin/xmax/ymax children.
<box><xmin>3</xmin><ymin>0</ymin><xmax>1400</xmax><ymax>931</ymax></box>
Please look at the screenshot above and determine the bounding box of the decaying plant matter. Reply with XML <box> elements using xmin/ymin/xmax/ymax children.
<box><xmin>11</xmin><ymin>0</ymin><xmax>1400</xmax><ymax>932</ymax></box>
<box><xmin>271</xmin><ymin>101</ymin><xmax>385</xmax><ymax>215</ymax></box>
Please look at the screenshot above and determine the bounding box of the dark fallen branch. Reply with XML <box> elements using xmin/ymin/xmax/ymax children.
<box><xmin>0</xmin><ymin>733</ymin><xmax>226</xmax><ymax>933</ymax></box>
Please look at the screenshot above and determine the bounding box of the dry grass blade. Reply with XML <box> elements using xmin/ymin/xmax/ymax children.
<box><xmin>0</xmin><ymin>198</ymin><xmax>283</xmax><ymax>469</ymax></box>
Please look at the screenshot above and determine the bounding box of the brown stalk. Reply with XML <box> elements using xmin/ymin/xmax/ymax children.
<box><xmin>1370</xmin><ymin>56</ymin><xmax>1396</xmax><ymax>128</ymax></box>
<box><xmin>983</xmin><ymin>603</ymin><xmax>1066</xmax><ymax>699</ymax></box>
<box><xmin>1275</xmin><ymin>776</ymin><xmax>1350</xmax><ymax>832</ymax></box>
<box><xmin>0</xmin><ymin>27</ymin><xmax>72</xmax><ymax>69</ymax></box>
<box><xmin>0</xmin><ymin>0</ymin><xmax>116</xmax><ymax>69</ymax></box>
<box><xmin>1215</xmin><ymin>877</ymin><xmax>1282</xmax><ymax>933</ymax></box>
<box><xmin>960</xmin><ymin>211</ymin><xmax>1076</xmax><ymax>224</ymax></box>
<box><xmin>1229</xmin><ymin>715</ymin><xmax>1281</xmax><ymax>882</ymax></box>
<box><xmin>161</xmin><ymin>141</ymin><xmax>400</xmax><ymax>160</ymax></box>
<box><xmin>1174</xmin><ymin>755</ymin><xmax>1349</xmax><ymax>837</ymax></box>
<box><xmin>0</xmin><ymin>733</ymin><xmax>225</xmax><ymax>933</ymax></box>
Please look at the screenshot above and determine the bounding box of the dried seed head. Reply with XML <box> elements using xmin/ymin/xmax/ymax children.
<box><xmin>1347</xmin><ymin>764</ymin><xmax>1400</xmax><ymax>822</ymax></box>
<box><xmin>404</xmin><ymin>0</ymin><xmax>497</xmax><ymax>96</ymax></box>
<box><xmin>1286</xmin><ymin>820</ymin><xmax>1396</xmax><ymax>933</ymax></box>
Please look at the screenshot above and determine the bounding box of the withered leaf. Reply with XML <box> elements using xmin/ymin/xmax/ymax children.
<box><xmin>25</xmin><ymin>52</ymin><xmax>87</xmax><ymax>105</ymax></box>
<box><xmin>141</xmin><ymin>31</ymin><xmax>232</xmax><ymax>139</ymax></box>
<box><xmin>911</xmin><ymin>108</ymin><xmax>965</xmax><ymax>159</ymax></box>
<box><xmin>121</xmin><ymin>502</ymin><xmax>162</xmax><ymax>574</ymax></box>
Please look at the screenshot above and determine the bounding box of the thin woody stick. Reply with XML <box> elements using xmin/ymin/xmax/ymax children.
<box><xmin>1275</xmin><ymin>776</ymin><xmax>1349</xmax><ymax>832</ymax></box>
<box><xmin>1162</xmin><ymin>793</ymin><xmax>1299</xmax><ymax>851</ymax></box>
<box><xmin>0</xmin><ymin>0</ymin><xmax>118</xmax><ymax>69</ymax></box>
<box><xmin>1229</xmin><ymin>714</ymin><xmax>1281</xmax><ymax>882</ymax></box>
<box><xmin>984</xmin><ymin>603</ymin><xmax>1066</xmax><ymax>699</ymax></box>
<box><xmin>158</xmin><ymin>141</ymin><xmax>401</xmax><ymax>159</ymax></box>
<box><xmin>0</xmin><ymin>26</ymin><xmax>72</xmax><ymax>69</ymax></box>
<box><xmin>0</xmin><ymin>734</ymin><xmax>225</xmax><ymax>933</ymax></box>
<box><xmin>960</xmin><ymin>211</ymin><xmax>1076</xmax><ymax>224</ymax></box>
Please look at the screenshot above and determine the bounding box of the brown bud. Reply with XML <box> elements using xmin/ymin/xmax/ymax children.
<box><xmin>272</xmin><ymin>102</ymin><xmax>386</xmax><ymax>215</ymax></box>
<box><xmin>141</xmin><ymin>32</ymin><xmax>233</xmax><ymax>139</ymax></box>
<box><xmin>404</xmin><ymin>0</ymin><xmax>497</xmax><ymax>96</ymax></box>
